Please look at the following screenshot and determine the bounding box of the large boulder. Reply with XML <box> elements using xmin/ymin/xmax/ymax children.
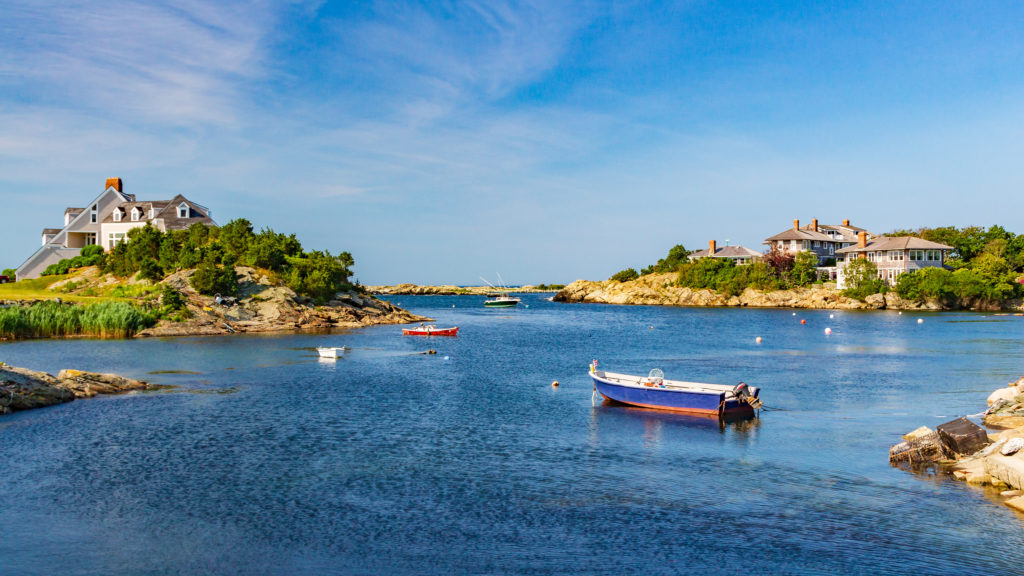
<box><xmin>0</xmin><ymin>364</ymin><xmax>76</xmax><ymax>413</ymax></box>
<box><xmin>936</xmin><ymin>417</ymin><xmax>990</xmax><ymax>457</ymax></box>
<box><xmin>56</xmin><ymin>369</ymin><xmax>148</xmax><ymax>398</ymax></box>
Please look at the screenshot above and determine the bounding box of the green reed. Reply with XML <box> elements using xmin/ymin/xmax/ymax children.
<box><xmin>0</xmin><ymin>301</ymin><xmax>156</xmax><ymax>339</ymax></box>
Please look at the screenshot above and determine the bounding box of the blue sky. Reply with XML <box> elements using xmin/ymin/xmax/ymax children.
<box><xmin>2</xmin><ymin>1</ymin><xmax>1024</xmax><ymax>285</ymax></box>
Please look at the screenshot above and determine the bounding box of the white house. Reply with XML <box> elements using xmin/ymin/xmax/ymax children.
<box><xmin>15</xmin><ymin>178</ymin><xmax>215</xmax><ymax>279</ymax></box>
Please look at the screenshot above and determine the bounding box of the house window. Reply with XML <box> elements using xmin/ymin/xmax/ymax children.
<box><xmin>112</xmin><ymin>209</ymin><xmax>121</xmax><ymax>222</ymax></box>
<box><xmin>90</xmin><ymin>204</ymin><xmax>98</xmax><ymax>224</ymax></box>
<box><xmin>131</xmin><ymin>208</ymin><xmax>140</xmax><ymax>222</ymax></box>
<box><xmin>867</xmin><ymin>252</ymin><xmax>876</xmax><ymax>262</ymax></box>
<box><xmin>829</xmin><ymin>244</ymin><xmax>834</xmax><ymax>255</ymax></box>
<box><xmin>177</xmin><ymin>203</ymin><xmax>189</xmax><ymax>218</ymax></box>
<box><xmin>790</xmin><ymin>240</ymin><xmax>798</xmax><ymax>250</ymax></box>
<box><xmin>926</xmin><ymin>250</ymin><xmax>941</xmax><ymax>261</ymax></box>
<box><xmin>813</xmin><ymin>241</ymin><xmax>820</xmax><ymax>248</ymax></box>
<box><xmin>887</xmin><ymin>251</ymin><xmax>904</xmax><ymax>262</ymax></box>
<box><xmin>107</xmin><ymin>232</ymin><xmax>126</xmax><ymax>248</ymax></box>
<box><xmin>85</xmin><ymin>233</ymin><xmax>97</xmax><ymax>246</ymax></box>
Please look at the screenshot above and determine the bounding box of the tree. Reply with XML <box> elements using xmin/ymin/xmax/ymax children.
<box><xmin>843</xmin><ymin>258</ymin><xmax>885</xmax><ymax>300</ymax></box>
<box><xmin>790</xmin><ymin>251</ymin><xmax>820</xmax><ymax>286</ymax></box>
<box><xmin>762</xmin><ymin>246</ymin><xmax>795</xmax><ymax>278</ymax></box>
<box><xmin>610</xmin><ymin>268</ymin><xmax>639</xmax><ymax>282</ymax></box>
<box><xmin>642</xmin><ymin>244</ymin><xmax>689</xmax><ymax>274</ymax></box>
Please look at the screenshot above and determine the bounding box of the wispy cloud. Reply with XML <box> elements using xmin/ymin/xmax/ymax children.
<box><xmin>0</xmin><ymin>0</ymin><xmax>277</xmax><ymax>126</ymax></box>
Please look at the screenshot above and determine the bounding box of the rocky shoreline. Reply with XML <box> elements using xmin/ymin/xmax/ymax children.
<box><xmin>553</xmin><ymin>273</ymin><xmax>1024</xmax><ymax>311</ymax></box>
<box><xmin>367</xmin><ymin>284</ymin><xmax>559</xmax><ymax>296</ymax></box>
<box><xmin>0</xmin><ymin>363</ymin><xmax>149</xmax><ymax>415</ymax></box>
<box><xmin>889</xmin><ymin>377</ymin><xmax>1024</xmax><ymax>513</ymax></box>
<box><xmin>137</xmin><ymin>268</ymin><xmax>430</xmax><ymax>337</ymax></box>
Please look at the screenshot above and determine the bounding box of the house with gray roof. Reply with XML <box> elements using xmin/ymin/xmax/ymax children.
<box><xmin>764</xmin><ymin>218</ymin><xmax>870</xmax><ymax>264</ymax></box>
<box><xmin>689</xmin><ymin>240</ymin><xmax>762</xmax><ymax>266</ymax></box>
<box><xmin>835</xmin><ymin>232</ymin><xmax>953</xmax><ymax>289</ymax></box>
<box><xmin>15</xmin><ymin>177</ymin><xmax>215</xmax><ymax>280</ymax></box>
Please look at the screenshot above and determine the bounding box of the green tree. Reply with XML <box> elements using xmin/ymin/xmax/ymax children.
<box><xmin>219</xmin><ymin>218</ymin><xmax>255</xmax><ymax>260</ymax></box>
<box><xmin>843</xmin><ymin>258</ymin><xmax>885</xmax><ymax>300</ymax></box>
<box><xmin>1</xmin><ymin>268</ymin><xmax>15</xmax><ymax>278</ymax></box>
<box><xmin>285</xmin><ymin>250</ymin><xmax>354</xmax><ymax>303</ymax></box>
<box><xmin>642</xmin><ymin>244</ymin><xmax>690</xmax><ymax>274</ymax></box>
<box><xmin>610</xmin><ymin>268</ymin><xmax>639</xmax><ymax>282</ymax></box>
<box><xmin>790</xmin><ymin>251</ymin><xmax>820</xmax><ymax>286</ymax></box>
<box><xmin>190</xmin><ymin>261</ymin><xmax>238</xmax><ymax>296</ymax></box>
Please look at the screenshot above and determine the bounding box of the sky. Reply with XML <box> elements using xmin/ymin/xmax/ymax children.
<box><xmin>2</xmin><ymin>1</ymin><xmax>1024</xmax><ymax>285</ymax></box>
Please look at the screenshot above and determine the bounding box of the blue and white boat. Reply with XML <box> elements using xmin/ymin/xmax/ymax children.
<box><xmin>589</xmin><ymin>362</ymin><xmax>761</xmax><ymax>418</ymax></box>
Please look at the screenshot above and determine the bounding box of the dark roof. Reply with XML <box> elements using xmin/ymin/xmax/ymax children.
<box><xmin>153</xmin><ymin>195</ymin><xmax>214</xmax><ymax>231</ymax></box>
<box><xmin>691</xmin><ymin>246</ymin><xmax>762</xmax><ymax>259</ymax></box>
<box><xmin>835</xmin><ymin>236</ymin><xmax>953</xmax><ymax>254</ymax></box>
<box><xmin>41</xmin><ymin>228</ymin><xmax>62</xmax><ymax>235</ymax></box>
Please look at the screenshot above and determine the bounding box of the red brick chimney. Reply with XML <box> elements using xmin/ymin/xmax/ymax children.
<box><xmin>858</xmin><ymin>231</ymin><xmax>867</xmax><ymax>248</ymax></box>
<box><xmin>843</xmin><ymin>218</ymin><xmax>850</xmax><ymax>227</ymax></box>
<box><xmin>793</xmin><ymin>219</ymin><xmax>800</xmax><ymax>231</ymax></box>
<box><xmin>812</xmin><ymin>218</ymin><xmax>819</xmax><ymax>232</ymax></box>
<box><xmin>709</xmin><ymin>239</ymin><xmax>716</xmax><ymax>256</ymax></box>
<box><xmin>105</xmin><ymin>177</ymin><xmax>122</xmax><ymax>193</ymax></box>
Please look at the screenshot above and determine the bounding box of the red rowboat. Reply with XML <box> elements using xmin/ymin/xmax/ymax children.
<box><xmin>402</xmin><ymin>325</ymin><xmax>459</xmax><ymax>336</ymax></box>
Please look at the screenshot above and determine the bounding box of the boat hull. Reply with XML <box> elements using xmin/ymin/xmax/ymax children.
<box><xmin>402</xmin><ymin>327</ymin><xmax>459</xmax><ymax>336</ymax></box>
<box><xmin>483</xmin><ymin>301</ymin><xmax>518</xmax><ymax>308</ymax></box>
<box><xmin>590</xmin><ymin>373</ymin><xmax>757</xmax><ymax>418</ymax></box>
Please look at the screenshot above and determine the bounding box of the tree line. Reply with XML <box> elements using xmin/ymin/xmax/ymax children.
<box><xmin>41</xmin><ymin>219</ymin><xmax>357</xmax><ymax>303</ymax></box>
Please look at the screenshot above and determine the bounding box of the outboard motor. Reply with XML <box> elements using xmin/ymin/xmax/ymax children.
<box><xmin>734</xmin><ymin>382</ymin><xmax>763</xmax><ymax>410</ymax></box>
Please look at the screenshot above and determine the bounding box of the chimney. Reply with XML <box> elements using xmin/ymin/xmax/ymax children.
<box><xmin>793</xmin><ymin>219</ymin><xmax>800</xmax><ymax>231</ymax></box>
<box><xmin>709</xmin><ymin>239</ymin><xmax>717</xmax><ymax>256</ymax></box>
<box><xmin>858</xmin><ymin>231</ymin><xmax>867</xmax><ymax>248</ymax></box>
<box><xmin>812</xmin><ymin>218</ymin><xmax>819</xmax><ymax>232</ymax></box>
<box><xmin>843</xmin><ymin>218</ymin><xmax>850</xmax><ymax>227</ymax></box>
<box><xmin>105</xmin><ymin>177</ymin><xmax>123</xmax><ymax>193</ymax></box>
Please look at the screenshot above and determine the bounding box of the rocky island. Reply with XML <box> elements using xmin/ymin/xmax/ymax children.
<box><xmin>0</xmin><ymin>363</ymin><xmax>149</xmax><ymax>415</ymax></box>
<box><xmin>553</xmin><ymin>273</ymin><xmax>1024</xmax><ymax>311</ymax></box>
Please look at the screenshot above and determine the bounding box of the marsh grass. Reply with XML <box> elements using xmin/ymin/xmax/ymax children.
<box><xmin>0</xmin><ymin>301</ymin><xmax>157</xmax><ymax>339</ymax></box>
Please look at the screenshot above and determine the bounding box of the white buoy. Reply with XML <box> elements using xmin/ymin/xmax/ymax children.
<box><xmin>792</xmin><ymin>312</ymin><xmax>797</xmax><ymax>316</ymax></box>
<box><xmin>829</xmin><ymin>314</ymin><xmax>834</xmax><ymax>319</ymax></box>
<box><xmin>755</xmin><ymin>336</ymin><xmax>763</xmax><ymax>344</ymax></box>
<box><xmin>917</xmin><ymin>318</ymin><xmax>924</xmax><ymax>324</ymax></box>
<box><xmin>899</xmin><ymin>311</ymin><xmax>903</xmax><ymax>315</ymax></box>
<box><xmin>825</xmin><ymin>327</ymin><xmax>832</xmax><ymax>335</ymax></box>
<box><xmin>452</xmin><ymin>304</ymin><xmax>456</xmax><ymax>308</ymax></box>
<box><xmin>444</xmin><ymin>355</ymin><xmax>450</xmax><ymax>360</ymax></box>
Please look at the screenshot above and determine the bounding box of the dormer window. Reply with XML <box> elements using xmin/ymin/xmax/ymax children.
<box><xmin>131</xmin><ymin>207</ymin><xmax>141</xmax><ymax>221</ymax></box>
<box><xmin>90</xmin><ymin>204</ymin><xmax>98</xmax><ymax>224</ymax></box>
<box><xmin>112</xmin><ymin>209</ymin><xmax>122</xmax><ymax>222</ymax></box>
<box><xmin>177</xmin><ymin>202</ymin><xmax>189</xmax><ymax>218</ymax></box>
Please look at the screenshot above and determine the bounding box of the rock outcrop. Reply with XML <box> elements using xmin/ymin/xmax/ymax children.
<box><xmin>1</xmin><ymin>363</ymin><xmax>148</xmax><ymax>415</ymax></box>
<box><xmin>553</xmin><ymin>274</ymin><xmax>1024</xmax><ymax>311</ymax></box>
<box><xmin>137</xmin><ymin>267</ymin><xmax>430</xmax><ymax>337</ymax></box>
<box><xmin>891</xmin><ymin>375</ymin><xmax>1024</xmax><ymax>514</ymax></box>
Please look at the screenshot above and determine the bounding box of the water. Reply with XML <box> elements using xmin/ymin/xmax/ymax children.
<box><xmin>2</xmin><ymin>295</ymin><xmax>1023</xmax><ymax>575</ymax></box>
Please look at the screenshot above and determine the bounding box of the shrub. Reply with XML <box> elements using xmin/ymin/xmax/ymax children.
<box><xmin>843</xmin><ymin>259</ymin><xmax>886</xmax><ymax>300</ymax></box>
<box><xmin>190</xmin><ymin>262</ymin><xmax>238</xmax><ymax>296</ymax></box>
<box><xmin>790</xmin><ymin>251</ymin><xmax>820</xmax><ymax>286</ymax></box>
<box><xmin>642</xmin><ymin>245</ymin><xmax>689</xmax><ymax>275</ymax></box>
<box><xmin>161</xmin><ymin>284</ymin><xmax>187</xmax><ymax>311</ymax></box>
<box><xmin>610</xmin><ymin>268</ymin><xmax>639</xmax><ymax>282</ymax></box>
<box><xmin>1</xmin><ymin>268</ymin><xmax>15</xmax><ymax>278</ymax></box>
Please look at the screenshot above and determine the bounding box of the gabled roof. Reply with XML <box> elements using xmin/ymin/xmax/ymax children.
<box><xmin>765</xmin><ymin>228</ymin><xmax>833</xmax><ymax>242</ymax></box>
<box><xmin>153</xmin><ymin>194</ymin><xmax>215</xmax><ymax>231</ymax></box>
<box><xmin>836</xmin><ymin>236</ymin><xmax>953</xmax><ymax>254</ymax></box>
<box><xmin>691</xmin><ymin>246</ymin><xmax>762</xmax><ymax>259</ymax></box>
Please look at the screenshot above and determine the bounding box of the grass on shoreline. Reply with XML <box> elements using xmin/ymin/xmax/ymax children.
<box><xmin>0</xmin><ymin>300</ymin><xmax>157</xmax><ymax>339</ymax></box>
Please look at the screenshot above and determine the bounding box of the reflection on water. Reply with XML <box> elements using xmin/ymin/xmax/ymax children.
<box><xmin>1</xmin><ymin>296</ymin><xmax>1024</xmax><ymax>575</ymax></box>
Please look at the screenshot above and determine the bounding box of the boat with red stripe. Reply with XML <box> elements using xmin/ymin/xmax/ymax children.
<box><xmin>402</xmin><ymin>324</ymin><xmax>459</xmax><ymax>336</ymax></box>
<box><xmin>589</xmin><ymin>361</ymin><xmax>761</xmax><ymax>419</ymax></box>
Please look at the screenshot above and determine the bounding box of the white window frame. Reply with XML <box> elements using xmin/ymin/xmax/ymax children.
<box><xmin>887</xmin><ymin>250</ymin><xmax>904</xmax><ymax>262</ymax></box>
<box><xmin>107</xmin><ymin>232</ymin><xmax>126</xmax><ymax>249</ymax></box>
<box><xmin>131</xmin><ymin>208</ymin><xmax>141</xmax><ymax>221</ymax></box>
<box><xmin>90</xmin><ymin>204</ymin><xmax>98</xmax><ymax>224</ymax></box>
<box><xmin>112</xmin><ymin>209</ymin><xmax>122</xmax><ymax>222</ymax></box>
<box><xmin>177</xmin><ymin>202</ymin><xmax>189</xmax><ymax>218</ymax></box>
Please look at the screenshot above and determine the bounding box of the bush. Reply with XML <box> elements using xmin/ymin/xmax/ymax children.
<box><xmin>843</xmin><ymin>259</ymin><xmax>886</xmax><ymax>300</ymax></box>
<box><xmin>190</xmin><ymin>262</ymin><xmax>238</xmax><ymax>296</ymax></box>
<box><xmin>791</xmin><ymin>251</ymin><xmax>820</xmax><ymax>286</ymax></box>
<box><xmin>642</xmin><ymin>245</ymin><xmax>690</xmax><ymax>275</ymax></box>
<box><xmin>2</xmin><ymin>268</ymin><xmax>15</xmax><ymax>278</ymax></box>
<box><xmin>285</xmin><ymin>250</ymin><xmax>353</xmax><ymax>303</ymax></box>
<box><xmin>610</xmin><ymin>268</ymin><xmax>639</xmax><ymax>282</ymax></box>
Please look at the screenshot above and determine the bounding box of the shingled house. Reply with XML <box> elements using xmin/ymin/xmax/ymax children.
<box><xmin>15</xmin><ymin>178</ymin><xmax>215</xmax><ymax>280</ymax></box>
<box><xmin>764</xmin><ymin>218</ymin><xmax>870</xmax><ymax>264</ymax></box>
<box><xmin>835</xmin><ymin>232</ymin><xmax>954</xmax><ymax>289</ymax></box>
<box><xmin>688</xmin><ymin>240</ymin><xmax>762</xmax><ymax>265</ymax></box>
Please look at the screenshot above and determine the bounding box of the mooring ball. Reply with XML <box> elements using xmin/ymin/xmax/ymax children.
<box><xmin>552</xmin><ymin>380</ymin><xmax>559</xmax><ymax>387</ymax></box>
<box><xmin>755</xmin><ymin>336</ymin><xmax>763</xmax><ymax>344</ymax></box>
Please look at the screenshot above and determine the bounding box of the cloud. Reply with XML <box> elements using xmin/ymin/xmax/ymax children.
<box><xmin>0</xmin><ymin>0</ymin><xmax>278</xmax><ymax>126</ymax></box>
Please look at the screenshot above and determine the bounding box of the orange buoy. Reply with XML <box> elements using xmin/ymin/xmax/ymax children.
<box><xmin>552</xmin><ymin>380</ymin><xmax>559</xmax><ymax>387</ymax></box>
<box><xmin>801</xmin><ymin>319</ymin><xmax>806</xmax><ymax>325</ymax></box>
<box><xmin>755</xmin><ymin>336</ymin><xmax>763</xmax><ymax>344</ymax></box>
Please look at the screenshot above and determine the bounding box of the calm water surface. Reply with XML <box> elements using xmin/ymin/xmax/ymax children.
<box><xmin>2</xmin><ymin>296</ymin><xmax>1024</xmax><ymax>575</ymax></box>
